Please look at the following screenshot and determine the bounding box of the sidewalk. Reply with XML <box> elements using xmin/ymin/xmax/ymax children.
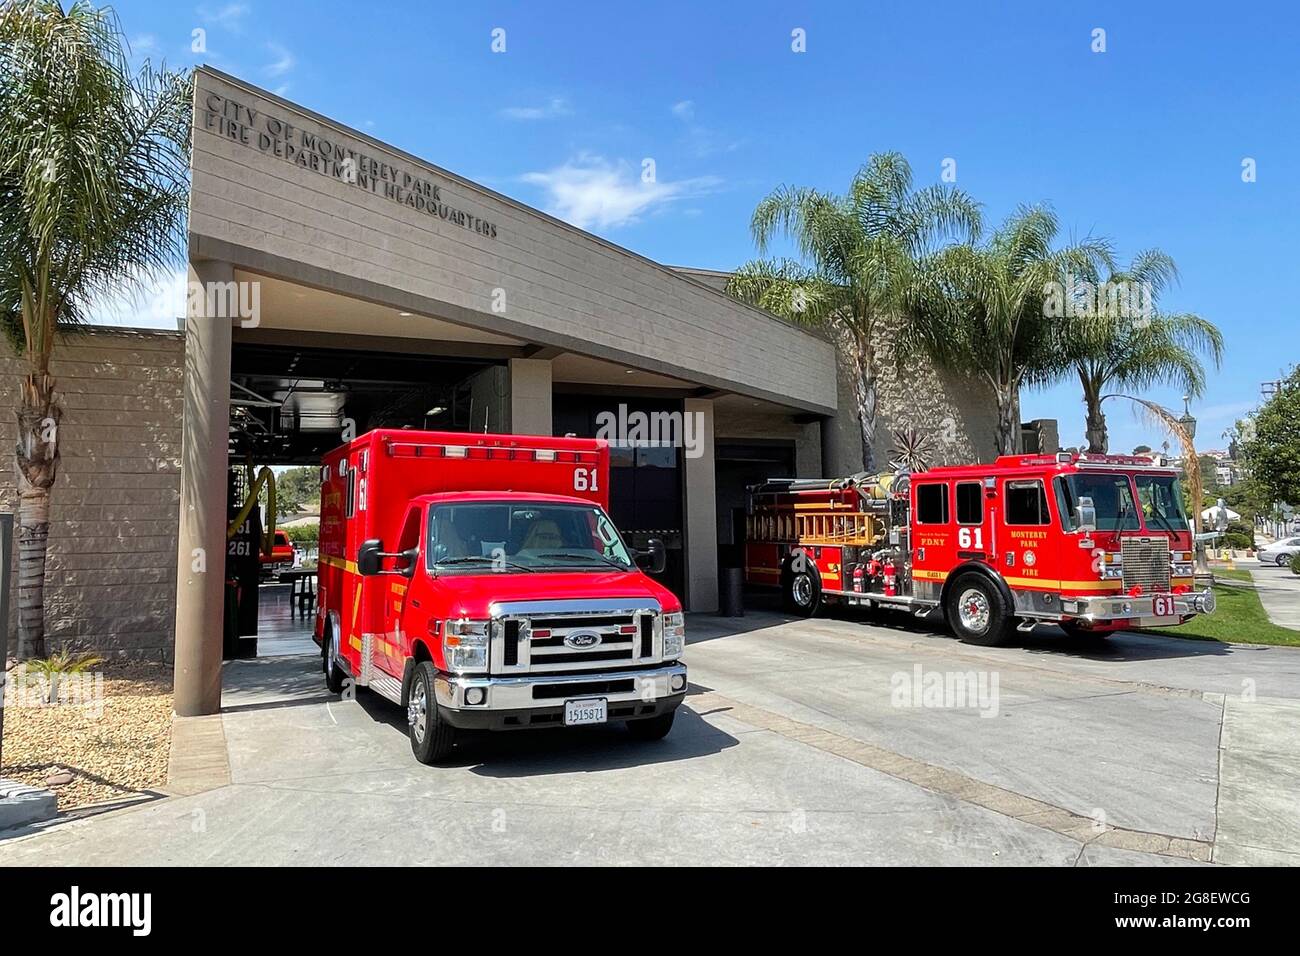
<box><xmin>1248</xmin><ymin>565</ymin><xmax>1300</xmax><ymax>631</ymax></box>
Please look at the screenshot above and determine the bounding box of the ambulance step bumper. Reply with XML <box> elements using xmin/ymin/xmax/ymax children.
<box><xmin>433</xmin><ymin>662</ymin><xmax>688</xmax><ymax>731</ymax></box>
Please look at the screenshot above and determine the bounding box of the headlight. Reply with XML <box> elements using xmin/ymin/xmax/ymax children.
<box><xmin>443</xmin><ymin>618</ymin><xmax>490</xmax><ymax>673</ymax></box>
<box><xmin>662</xmin><ymin>611</ymin><xmax>685</xmax><ymax>659</ymax></box>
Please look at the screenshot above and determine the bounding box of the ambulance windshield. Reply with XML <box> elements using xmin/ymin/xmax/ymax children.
<box><xmin>427</xmin><ymin>502</ymin><xmax>635</xmax><ymax>572</ymax></box>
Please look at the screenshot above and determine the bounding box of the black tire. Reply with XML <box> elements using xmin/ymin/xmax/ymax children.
<box><xmin>945</xmin><ymin>573</ymin><xmax>1014</xmax><ymax>646</ymax></box>
<box><xmin>626</xmin><ymin>710</ymin><xmax>675</xmax><ymax>741</ymax></box>
<box><xmin>407</xmin><ymin>661</ymin><xmax>457</xmax><ymax>765</ymax></box>
<box><xmin>782</xmin><ymin>555</ymin><xmax>822</xmax><ymax>616</ymax></box>
<box><xmin>323</xmin><ymin>622</ymin><xmax>346</xmax><ymax>694</ymax></box>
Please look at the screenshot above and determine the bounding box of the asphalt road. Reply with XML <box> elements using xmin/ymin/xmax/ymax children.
<box><xmin>2</xmin><ymin>603</ymin><xmax>1298</xmax><ymax>865</ymax></box>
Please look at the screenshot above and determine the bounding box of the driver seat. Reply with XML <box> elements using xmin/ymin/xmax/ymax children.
<box><xmin>520</xmin><ymin>520</ymin><xmax>563</xmax><ymax>551</ymax></box>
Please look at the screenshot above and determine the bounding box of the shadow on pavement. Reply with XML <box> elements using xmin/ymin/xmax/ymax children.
<box><xmin>352</xmin><ymin>687</ymin><xmax>738</xmax><ymax>776</ymax></box>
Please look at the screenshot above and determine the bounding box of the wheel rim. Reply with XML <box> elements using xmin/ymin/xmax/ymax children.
<box><xmin>408</xmin><ymin>680</ymin><xmax>428</xmax><ymax>743</ymax></box>
<box><xmin>792</xmin><ymin>574</ymin><xmax>813</xmax><ymax>606</ymax></box>
<box><xmin>326</xmin><ymin>628</ymin><xmax>340</xmax><ymax>681</ymax></box>
<box><xmin>1279</xmin><ymin>555</ymin><xmax>1288</xmax><ymax>567</ymax></box>
<box><xmin>957</xmin><ymin>587</ymin><xmax>991</xmax><ymax>634</ymax></box>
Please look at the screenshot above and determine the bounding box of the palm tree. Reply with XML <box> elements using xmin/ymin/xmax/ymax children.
<box><xmin>0</xmin><ymin>1</ymin><xmax>190</xmax><ymax>659</ymax></box>
<box><xmin>1063</xmin><ymin>250</ymin><xmax>1222</xmax><ymax>453</ymax></box>
<box><xmin>904</xmin><ymin>204</ymin><xmax>1113</xmax><ymax>455</ymax></box>
<box><xmin>725</xmin><ymin>152</ymin><xmax>981</xmax><ymax>470</ymax></box>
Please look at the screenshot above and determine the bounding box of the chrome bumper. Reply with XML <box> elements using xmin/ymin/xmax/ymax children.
<box><xmin>433</xmin><ymin>662</ymin><xmax>688</xmax><ymax>712</ymax></box>
<box><xmin>1060</xmin><ymin>588</ymin><xmax>1215</xmax><ymax>623</ymax></box>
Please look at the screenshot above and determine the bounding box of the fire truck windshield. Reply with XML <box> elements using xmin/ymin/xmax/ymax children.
<box><xmin>1134</xmin><ymin>473</ymin><xmax>1190</xmax><ymax>532</ymax></box>
<box><xmin>1055</xmin><ymin>473</ymin><xmax>1141</xmax><ymax>532</ymax></box>
<box><xmin>426</xmin><ymin>502</ymin><xmax>635</xmax><ymax>572</ymax></box>
<box><xmin>1056</xmin><ymin>472</ymin><xmax>1189</xmax><ymax>533</ymax></box>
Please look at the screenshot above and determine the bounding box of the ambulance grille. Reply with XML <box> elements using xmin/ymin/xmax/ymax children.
<box><xmin>1121</xmin><ymin>537</ymin><xmax>1170</xmax><ymax>592</ymax></box>
<box><xmin>490</xmin><ymin>601</ymin><xmax>662</xmax><ymax>674</ymax></box>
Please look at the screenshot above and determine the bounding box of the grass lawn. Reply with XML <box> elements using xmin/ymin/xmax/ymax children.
<box><xmin>1143</xmin><ymin>568</ymin><xmax>1300</xmax><ymax>647</ymax></box>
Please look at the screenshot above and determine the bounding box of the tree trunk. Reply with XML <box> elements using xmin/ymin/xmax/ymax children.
<box><xmin>15</xmin><ymin>370</ymin><xmax>61</xmax><ymax>661</ymax></box>
<box><xmin>1082</xmin><ymin>378</ymin><xmax>1108</xmax><ymax>453</ymax></box>
<box><xmin>850</xmin><ymin>341</ymin><xmax>878</xmax><ymax>472</ymax></box>
<box><xmin>994</xmin><ymin>387</ymin><xmax>1019</xmax><ymax>456</ymax></box>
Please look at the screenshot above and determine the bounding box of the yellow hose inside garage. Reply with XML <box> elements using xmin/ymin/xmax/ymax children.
<box><xmin>227</xmin><ymin>464</ymin><xmax>277</xmax><ymax>557</ymax></box>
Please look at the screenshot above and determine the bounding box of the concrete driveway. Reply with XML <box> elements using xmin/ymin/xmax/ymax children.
<box><xmin>2</xmin><ymin>605</ymin><xmax>1298</xmax><ymax>866</ymax></box>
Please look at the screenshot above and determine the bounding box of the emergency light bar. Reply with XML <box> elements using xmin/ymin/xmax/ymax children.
<box><xmin>383</xmin><ymin>439</ymin><xmax>597</xmax><ymax>464</ymax></box>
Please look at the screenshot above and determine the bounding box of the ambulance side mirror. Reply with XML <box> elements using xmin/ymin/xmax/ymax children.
<box><xmin>1076</xmin><ymin>496</ymin><xmax>1097</xmax><ymax>534</ymax></box>
<box><xmin>357</xmin><ymin>539</ymin><xmax>384</xmax><ymax>576</ymax></box>
<box><xmin>636</xmin><ymin>537</ymin><xmax>667</xmax><ymax>575</ymax></box>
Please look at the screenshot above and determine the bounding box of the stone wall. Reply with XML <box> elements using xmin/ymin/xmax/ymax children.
<box><xmin>0</xmin><ymin>327</ymin><xmax>183</xmax><ymax>660</ymax></box>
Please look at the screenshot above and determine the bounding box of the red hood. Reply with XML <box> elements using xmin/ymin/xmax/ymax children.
<box><xmin>429</xmin><ymin>569</ymin><xmax>681</xmax><ymax>618</ymax></box>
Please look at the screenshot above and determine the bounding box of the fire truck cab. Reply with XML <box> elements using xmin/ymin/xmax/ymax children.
<box><xmin>745</xmin><ymin>452</ymin><xmax>1215</xmax><ymax>646</ymax></box>
<box><xmin>315</xmin><ymin>429</ymin><xmax>688</xmax><ymax>764</ymax></box>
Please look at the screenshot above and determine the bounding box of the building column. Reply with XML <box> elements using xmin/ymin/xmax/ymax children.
<box><xmin>172</xmin><ymin>260</ymin><xmax>233</xmax><ymax>717</ymax></box>
<box><xmin>683</xmin><ymin>398</ymin><xmax>719</xmax><ymax>612</ymax></box>
<box><xmin>509</xmin><ymin>357</ymin><xmax>553</xmax><ymax>436</ymax></box>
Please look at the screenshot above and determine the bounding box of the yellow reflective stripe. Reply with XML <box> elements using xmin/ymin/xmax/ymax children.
<box><xmin>913</xmin><ymin>570</ymin><xmax>948</xmax><ymax>582</ymax></box>
<box><xmin>320</xmin><ymin>554</ymin><xmax>359</xmax><ymax>574</ymax></box>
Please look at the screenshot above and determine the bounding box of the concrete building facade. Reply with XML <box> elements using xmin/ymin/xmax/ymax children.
<box><xmin>6</xmin><ymin>67</ymin><xmax>1004</xmax><ymax>699</ymax></box>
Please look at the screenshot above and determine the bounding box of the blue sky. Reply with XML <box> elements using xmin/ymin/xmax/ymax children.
<box><xmin>109</xmin><ymin>0</ymin><xmax>1297</xmax><ymax>454</ymax></box>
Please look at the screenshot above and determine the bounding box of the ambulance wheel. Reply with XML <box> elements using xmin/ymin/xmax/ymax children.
<box><xmin>946</xmin><ymin>574</ymin><xmax>1013</xmax><ymax>646</ymax></box>
<box><xmin>408</xmin><ymin>661</ymin><xmax>457</xmax><ymax>765</ymax></box>
<box><xmin>782</xmin><ymin>559</ymin><xmax>822</xmax><ymax>616</ymax></box>
<box><xmin>626</xmin><ymin>710</ymin><xmax>675</xmax><ymax>741</ymax></box>
<box><xmin>323</xmin><ymin>623</ymin><xmax>346</xmax><ymax>694</ymax></box>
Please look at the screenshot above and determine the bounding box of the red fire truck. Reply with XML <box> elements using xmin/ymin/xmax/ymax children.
<box><xmin>315</xmin><ymin>429</ymin><xmax>687</xmax><ymax>763</ymax></box>
<box><xmin>745</xmin><ymin>452</ymin><xmax>1215</xmax><ymax>645</ymax></box>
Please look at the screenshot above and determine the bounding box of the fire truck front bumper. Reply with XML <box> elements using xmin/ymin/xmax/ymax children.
<box><xmin>1059</xmin><ymin>588</ymin><xmax>1216</xmax><ymax>625</ymax></box>
<box><xmin>432</xmin><ymin>663</ymin><xmax>688</xmax><ymax>731</ymax></box>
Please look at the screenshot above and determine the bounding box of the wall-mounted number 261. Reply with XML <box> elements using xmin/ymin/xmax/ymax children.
<box><xmin>573</xmin><ymin>467</ymin><xmax>600</xmax><ymax>492</ymax></box>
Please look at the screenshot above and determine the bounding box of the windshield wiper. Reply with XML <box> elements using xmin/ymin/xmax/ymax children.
<box><xmin>536</xmin><ymin>552</ymin><xmax>626</xmax><ymax>569</ymax></box>
<box><xmin>435</xmin><ymin>556</ymin><xmax>534</xmax><ymax>572</ymax></box>
<box><xmin>1147</xmin><ymin>508</ymin><xmax>1177</xmax><ymax>536</ymax></box>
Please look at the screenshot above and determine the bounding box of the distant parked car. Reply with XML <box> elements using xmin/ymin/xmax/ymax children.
<box><xmin>260</xmin><ymin>529</ymin><xmax>298</xmax><ymax>580</ymax></box>
<box><xmin>1258</xmin><ymin>537</ymin><xmax>1300</xmax><ymax>567</ymax></box>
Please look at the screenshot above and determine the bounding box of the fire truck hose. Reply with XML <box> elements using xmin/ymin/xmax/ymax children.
<box><xmin>227</xmin><ymin>464</ymin><xmax>277</xmax><ymax>557</ymax></box>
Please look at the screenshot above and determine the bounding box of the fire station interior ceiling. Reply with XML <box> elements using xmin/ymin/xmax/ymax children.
<box><xmin>233</xmin><ymin>270</ymin><xmax>523</xmax><ymax>345</ymax></box>
<box><xmin>230</xmin><ymin>341</ymin><xmax>500</xmax><ymax>464</ymax></box>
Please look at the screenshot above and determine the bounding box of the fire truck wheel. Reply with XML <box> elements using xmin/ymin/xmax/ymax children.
<box><xmin>946</xmin><ymin>575</ymin><xmax>1013</xmax><ymax>646</ymax></box>
<box><xmin>323</xmin><ymin>623</ymin><xmax>346</xmax><ymax>694</ymax></box>
<box><xmin>408</xmin><ymin>661</ymin><xmax>457</xmax><ymax>764</ymax></box>
<box><xmin>782</xmin><ymin>560</ymin><xmax>822</xmax><ymax>616</ymax></box>
<box><xmin>626</xmin><ymin>710</ymin><xmax>675</xmax><ymax>741</ymax></box>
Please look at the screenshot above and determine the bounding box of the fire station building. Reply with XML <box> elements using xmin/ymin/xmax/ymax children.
<box><xmin>0</xmin><ymin>67</ymin><xmax>1002</xmax><ymax>713</ymax></box>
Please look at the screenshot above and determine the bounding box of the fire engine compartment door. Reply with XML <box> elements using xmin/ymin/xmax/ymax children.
<box><xmin>953</xmin><ymin>479</ymin><xmax>993</xmax><ymax>564</ymax></box>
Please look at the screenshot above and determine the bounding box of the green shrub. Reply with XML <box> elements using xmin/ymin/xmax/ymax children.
<box><xmin>1291</xmin><ymin>553</ymin><xmax>1300</xmax><ymax>576</ymax></box>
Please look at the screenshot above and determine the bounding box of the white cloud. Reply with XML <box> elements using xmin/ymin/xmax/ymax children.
<box><xmin>500</xmin><ymin>97</ymin><xmax>572</xmax><ymax>121</ymax></box>
<box><xmin>130</xmin><ymin>34</ymin><xmax>159</xmax><ymax>57</ymax></box>
<box><xmin>521</xmin><ymin>154</ymin><xmax>718</xmax><ymax>231</ymax></box>
<box><xmin>671</xmin><ymin>99</ymin><xmax>695</xmax><ymax>121</ymax></box>
<box><xmin>85</xmin><ymin>267</ymin><xmax>189</xmax><ymax>330</ymax></box>
<box><xmin>264</xmin><ymin>41</ymin><xmax>295</xmax><ymax>78</ymax></box>
<box><xmin>198</xmin><ymin>3</ymin><xmax>249</xmax><ymax>32</ymax></box>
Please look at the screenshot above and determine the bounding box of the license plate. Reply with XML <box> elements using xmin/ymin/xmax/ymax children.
<box><xmin>564</xmin><ymin>697</ymin><xmax>607</xmax><ymax>726</ymax></box>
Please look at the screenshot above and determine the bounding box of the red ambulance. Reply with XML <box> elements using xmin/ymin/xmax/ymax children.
<box><xmin>314</xmin><ymin>429</ymin><xmax>687</xmax><ymax>764</ymax></box>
